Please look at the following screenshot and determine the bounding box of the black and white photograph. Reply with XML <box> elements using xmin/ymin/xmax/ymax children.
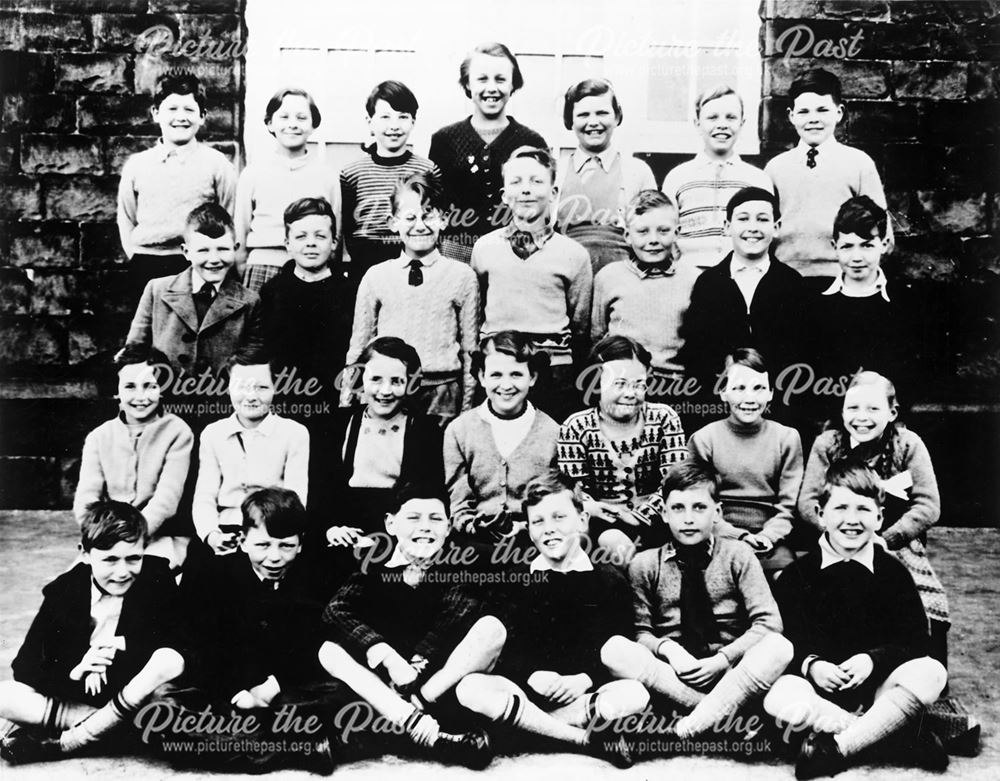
<box><xmin>0</xmin><ymin>0</ymin><xmax>997</xmax><ymax>779</ymax></box>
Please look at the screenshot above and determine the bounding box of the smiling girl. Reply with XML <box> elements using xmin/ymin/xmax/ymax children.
<box><xmin>798</xmin><ymin>371</ymin><xmax>950</xmax><ymax>668</ymax></box>
<box><xmin>234</xmin><ymin>86</ymin><xmax>341</xmax><ymax>291</ymax></box>
<box><xmin>429</xmin><ymin>42</ymin><xmax>546</xmax><ymax>263</ymax></box>
<box><xmin>443</xmin><ymin>331</ymin><xmax>560</xmax><ymax>545</ymax></box>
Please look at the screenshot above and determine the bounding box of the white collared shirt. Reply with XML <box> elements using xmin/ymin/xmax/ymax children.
<box><xmin>822</xmin><ymin>266</ymin><xmax>891</xmax><ymax>302</ymax></box>
<box><xmin>394</xmin><ymin>249</ymin><xmax>442</xmax><ymax>270</ymax></box>
<box><xmin>818</xmin><ymin>532</ymin><xmax>876</xmax><ymax>573</ymax></box>
<box><xmin>190</xmin><ymin>268</ymin><xmax>221</xmax><ymax>296</ymax></box>
<box><xmin>89</xmin><ymin>582</ymin><xmax>125</xmax><ymax>646</ymax></box>
<box><xmin>529</xmin><ymin>545</ymin><xmax>594</xmax><ymax>573</ymax></box>
<box><xmin>730</xmin><ymin>256</ymin><xmax>770</xmax><ymax>310</ymax></box>
<box><xmin>572</xmin><ymin>146</ymin><xmax>618</xmax><ymax>174</ymax></box>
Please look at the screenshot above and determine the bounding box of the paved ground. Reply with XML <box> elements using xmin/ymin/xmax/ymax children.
<box><xmin>0</xmin><ymin>511</ymin><xmax>996</xmax><ymax>780</ymax></box>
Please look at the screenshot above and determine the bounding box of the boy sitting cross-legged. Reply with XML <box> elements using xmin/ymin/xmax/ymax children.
<box><xmin>602</xmin><ymin>460</ymin><xmax>792</xmax><ymax>747</ymax></box>
<box><xmin>162</xmin><ymin>487</ymin><xmax>340</xmax><ymax>774</ymax></box>
<box><xmin>317</xmin><ymin>482</ymin><xmax>503</xmax><ymax>767</ymax></box>
<box><xmin>764</xmin><ymin>462</ymin><xmax>948</xmax><ymax>779</ymax></box>
<box><xmin>455</xmin><ymin>473</ymin><xmax>648</xmax><ymax>767</ymax></box>
<box><xmin>0</xmin><ymin>501</ymin><xmax>185</xmax><ymax>764</ymax></box>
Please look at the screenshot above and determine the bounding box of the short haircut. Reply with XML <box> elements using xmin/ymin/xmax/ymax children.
<box><xmin>365</xmin><ymin>80</ymin><xmax>419</xmax><ymax>117</ymax></box>
<box><xmin>81</xmin><ymin>500</ymin><xmax>148</xmax><ymax>552</ymax></box>
<box><xmin>694</xmin><ymin>84</ymin><xmax>744</xmax><ymax>118</ymax></box>
<box><xmin>283</xmin><ymin>196</ymin><xmax>337</xmax><ymax>235</ymax></box>
<box><xmin>833</xmin><ymin>196</ymin><xmax>889</xmax><ymax>241</ymax></box>
<box><xmin>661</xmin><ymin>460</ymin><xmax>720</xmax><ymax>502</ymax></box>
<box><xmin>227</xmin><ymin>354</ymin><xmax>276</xmax><ymax>379</ymax></box>
<box><xmin>471</xmin><ymin>330</ymin><xmax>550</xmax><ymax>378</ymax></box>
<box><xmin>726</xmin><ymin>186</ymin><xmax>780</xmax><ymax>222</ymax></box>
<box><xmin>459</xmin><ymin>42</ymin><xmax>524</xmax><ymax>98</ymax></box>
<box><xmin>562</xmin><ymin>78</ymin><xmax>623</xmax><ymax>130</ymax></box>
<box><xmin>241</xmin><ymin>487</ymin><xmax>307</xmax><ymax>538</ymax></box>
<box><xmin>359</xmin><ymin>336</ymin><xmax>422</xmax><ymax>378</ymax></box>
<box><xmin>185</xmin><ymin>202</ymin><xmax>234</xmax><ymax>239</ymax></box>
<box><xmin>388</xmin><ymin>480</ymin><xmax>451</xmax><ymax>516</ymax></box>
<box><xmin>264</xmin><ymin>86</ymin><xmax>321</xmax><ymax>129</ymax></box>
<box><xmin>522</xmin><ymin>472</ymin><xmax>585</xmax><ymax>516</ymax></box>
<box><xmin>817</xmin><ymin>461</ymin><xmax>884</xmax><ymax>507</ymax></box>
<box><xmin>154</xmin><ymin>69</ymin><xmax>205</xmax><ymax>114</ymax></box>
<box><xmin>113</xmin><ymin>343</ymin><xmax>172</xmax><ymax>387</ymax></box>
<box><xmin>723</xmin><ymin>347</ymin><xmax>769</xmax><ymax>378</ymax></box>
<box><xmin>590</xmin><ymin>334</ymin><xmax>652</xmax><ymax>369</ymax></box>
<box><xmin>625</xmin><ymin>189</ymin><xmax>677</xmax><ymax>226</ymax></box>
<box><xmin>502</xmin><ymin>145</ymin><xmax>557</xmax><ymax>183</ymax></box>
<box><xmin>846</xmin><ymin>370</ymin><xmax>898</xmax><ymax>409</ymax></box>
<box><xmin>789</xmin><ymin>67</ymin><xmax>842</xmax><ymax>105</ymax></box>
<box><xmin>390</xmin><ymin>171</ymin><xmax>445</xmax><ymax>214</ymax></box>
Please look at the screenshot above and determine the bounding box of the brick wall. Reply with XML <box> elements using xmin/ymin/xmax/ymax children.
<box><xmin>0</xmin><ymin>0</ymin><xmax>244</xmax><ymax>507</ymax></box>
<box><xmin>759</xmin><ymin>0</ymin><xmax>1000</xmax><ymax>392</ymax></box>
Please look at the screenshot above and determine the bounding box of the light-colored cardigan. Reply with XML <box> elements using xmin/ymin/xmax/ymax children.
<box><xmin>443</xmin><ymin>407</ymin><xmax>560</xmax><ymax>534</ymax></box>
<box><xmin>73</xmin><ymin>413</ymin><xmax>193</xmax><ymax>536</ymax></box>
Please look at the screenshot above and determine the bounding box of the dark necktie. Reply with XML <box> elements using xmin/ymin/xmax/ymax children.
<box><xmin>509</xmin><ymin>230</ymin><xmax>537</xmax><ymax>260</ymax></box>
<box><xmin>806</xmin><ymin>147</ymin><xmax>818</xmax><ymax>169</ymax></box>
<box><xmin>193</xmin><ymin>281</ymin><xmax>215</xmax><ymax>325</ymax></box>
<box><xmin>408</xmin><ymin>259</ymin><xmax>423</xmax><ymax>287</ymax></box>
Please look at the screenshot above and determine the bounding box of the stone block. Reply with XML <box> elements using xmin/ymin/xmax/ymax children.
<box><xmin>92</xmin><ymin>12</ymin><xmax>170</xmax><ymax>51</ymax></box>
<box><xmin>763</xmin><ymin>0</ymin><xmax>891</xmax><ymax>20</ymax></box>
<box><xmin>134</xmin><ymin>53</ymin><xmax>238</xmax><ymax>97</ymax></box>
<box><xmin>882</xmin><ymin>144</ymin><xmax>946</xmax><ymax>189</ymax></box>
<box><xmin>942</xmin><ymin>146</ymin><xmax>999</xmax><ymax>189</ymax></box>
<box><xmin>0</xmin><ymin>134</ymin><xmax>16</xmax><ymax>173</ymax></box>
<box><xmin>104</xmin><ymin>135</ymin><xmax>159</xmax><ymax>174</ymax></box>
<box><xmin>968</xmin><ymin>62</ymin><xmax>1000</xmax><ymax>100</ymax></box>
<box><xmin>81</xmin><ymin>223</ymin><xmax>127</xmax><ymax>267</ymax></box>
<box><xmin>43</xmin><ymin>175</ymin><xmax>118</xmax><ymax>221</ymax></box>
<box><xmin>0</xmin><ymin>12</ymin><xmax>22</xmax><ymax>48</ymax></box>
<box><xmin>54</xmin><ymin>53</ymin><xmax>132</xmax><ymax>95</ymax></box>
<box><xmin>0</xmin><ymin>457</ymin><xmax>63</xmax><ymax>509</ymax></box>
<box><xmin>1</xmin><ymin>95</ymin><xmax>76</xmax><ymax>132</ymax></box>
<box><xmin>866</xmin><ymin>22</ymin><xmax>977</xmax><ymax>60</ymax></box>
<box><xmin>886</xmin><ymin>191</ymin><xmax>916</xmax><ymax>236</ymax></box>
<box><xmin>894</xmin><ymin>61</ymin><xmax>968</xmax><ymax>100</ymax></box>
<box><xmin>8</xmin><ymin>222</ymin><xmax>80</xmax><ymax>268</ymax></box>
<box><xmin>842</xmin><ymin>100</ymin><xmax>920</xmax><ymax>142</ymax></box>
<box><xmin>765</xmin><ymin>57</ymin><xmax>889</xmax><ymax>99</ymax></box>
<box><xmin>30</xmin><ymin>270</ymin><xmax>92</xmax><ymax>315</ymax></box>
<box><xmin>893</xmin><ymin>235</ymin><xmax>961</xmax><ymax>281</ymax></box>
<box><xmin>0</xmin><ymin>176</ymin><xmax>42</xmax><ymax>219</ymax></box>
<box><xmin>21</xmin><ymin>134</ymin><xmax>103</xmax><ymax>175</ymax></box>
<box><xmin>961</xmin><ymin>235</ymin><xmax>1000</xmax><ymax>277</ymax></box>
<box><xmin>21</xmin><ymin>12</ymin><xmax>89</xmax><ymax>50</ymax></box>
<box><xmin>0</xmin><ymin>268</ymin><xmax>31</xmax><ymax>314</ymax></box>
<box><xmin>914</xmin><ymin>191</ymin><xmax>989</xmax><ymax>234</ymax></box>
<box><xmin>95</xmin><ymin>269</ymin><xmax>136</xmax><ymax>315</ymax></box>
<box><xmin>149</xmin><ymin>0</ymin><xmax>240</xmax><ymax>10</ymax></box>
<box><xmin>758</xmin><ymin>95</ymin><xmax>796</xmax><ymax>149</ymax></box>
<box><xmin>889</xmin><ymin>0</ymin><xmax>1000</xmax><ymax>23</ymax></box>
<box><xmin>993</xmin><ymin>193</ymin><xmax>1000</xmax><ymax>234</ymax></box>
<box><xmin>0</xmin><ymin>51</ymin><xmax>54</xmax><ymax>92</ymax></box>
<box><xmin>78</xmin><ymin>94</ymin><xmax>157</xmax><ymax>135</ymax></box>
<box><xmin>920</xmin><ymin>100</ymin><xmax>1000</xmax><ymax>145</ymax></box>
<box><xmin>50</xmin><ymin>0</ymin><xmax>147</xmax><ymax>11</ymax></box>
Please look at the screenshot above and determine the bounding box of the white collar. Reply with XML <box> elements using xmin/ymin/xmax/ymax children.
<box><xmin>154</xmin><ymin>138</ymin><xmax>199</xmax><ymax>162</ymax></box>
<box><xmin>693</xmin><ymin>151</ymin><xmax>742</xmax><ymax>167</ymax></box>
<box><xmin>822</xmin><ymin>267</ymin><xmax>891</xmax><ymax>302</ymax></box>
<box><xmin>476</xmin><ymin>400</ymin><xmax>535</xmax><ymax>424</ymax></box>
<box><xmin>222</xmin><ymin>411</ymin><xmax>277</xmax><ymax>438</ymax></box>
<box><xmin>818</xmin><ymin>533</ymin><xmax>876</xmax><ymax>573</ymax></box>
<box><xmin>190</xmin><ymin>268</ymin><xmax>221</xmax><ymax>295</ymax></box>
<box><xmin>660</xmin><ymin>535</ymin><xmax>716</xmax><ymax>561</ymax></box>
<box><xmin>731</xmin><ymin>256</ymin><xmax>770</xmax><ymax>276</ymax></box>
<box><xmin>395</xmin><ymin>249</ymin><xmax>441</xmax><ymax>269</ymax></box>
<box><xmin>796</xmin><ymin>137</ymin><xmax>840</xmax><ymax>156</ymax></box>
<box><xmin>572</xmin><ymin>146</ymin><xmax>618</xmax><ymax>173</ymax></box>
<box><xmin>529</xmin><ymin>545</ymin><xmax>594</xmax><ymax>573</ymax></box>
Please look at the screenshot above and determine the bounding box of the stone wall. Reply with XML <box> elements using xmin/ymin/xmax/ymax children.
<box><xmin>0</xmin><ymin>0</ymin><xmax>244</xmax><ymax>506</ymax></box>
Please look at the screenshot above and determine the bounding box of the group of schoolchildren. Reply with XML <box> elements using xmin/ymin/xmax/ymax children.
<box><xmin>0</xmin><ymin>41</ymin><xmax>968</xmax><ymax>779</ymax></box>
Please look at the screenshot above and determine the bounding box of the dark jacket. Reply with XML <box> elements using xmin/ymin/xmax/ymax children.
<box><xmin>12</xmin><ymin>558</ymin><xmax>182</xmax><ymax>705</ymax></box>
<box><xmin>678</xmin><ymin>252</ymin><xmax>808</xmax><ymax>392</ymax></box>
<box><xmin>308</xmin><ymin>406</ymin><xmax>445</xmax><ymax>537</ymax></box>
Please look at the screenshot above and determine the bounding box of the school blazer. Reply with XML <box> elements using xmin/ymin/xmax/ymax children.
<box><xmin>12</xmin><ymin>558</ymin><xmax>182</xmax><ymax>704</ymax></box>
<box><xmin>125</xmin><ymin>268</ymin><xmax>264</xmax><ymax>377</ymax></box>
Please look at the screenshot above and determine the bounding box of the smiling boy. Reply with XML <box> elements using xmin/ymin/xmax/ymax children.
<box><xmin>678</xmin><ymin>187</ymin><xmax>807</xmax><ymax>396</ymax></box>
<box><xmin>318</xmin><ymin>483</ymin><xmax>502</xmax><ymax>767</ymax></box>
<box><xmin>765</xmin><ymin>463</ymin><xmax>948</xmax><ymax>778</ymax></box>
<box><xmin>764</xmin><ymin>69</ymin><xmax>891</xmax><ymax>282</ymax></box>
<box><xmin>0</xmin><ymin>502</ymin><xmax>185</xmax><ymax>764</ymax></box>
<box><xmin>662</xmin><ymin>85</ymin><xmax>773</xmax><ymax>269</ymax></box>
<box><xmin>118</xmin><ymin>71</ymin><xmax>237</xmax><ymax>301</ymax></box>
<box><xmin>125</xmin><ymin>203</ymin><xmax>264</xmax><ymax>380</ymax></box>
<box><xmin>602</xmin><ymin>460</ymin><xmax>792</xmax><ymax>745</ymax></box>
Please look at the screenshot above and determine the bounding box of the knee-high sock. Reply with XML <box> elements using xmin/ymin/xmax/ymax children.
<box><xmin>549</xmin><ymin>682</ymin><xmax>648</xmax><ymax>729</ymax></box>
<box><xmin>43</xmin><ymin>698</ymin><xmax>97</xmax><ymax>731</ymax></box>
<box><xmin>59</xmin><ymin>691</ymin><xmax>139</xmax><ymax>753</ymax></box>
<box><xmin>488</xmin><ymin>689</ymin><xmax>589</xmax><ymax>746</ymax></box>
<box><xmin>835</xmin><ymin>685</ymin><xmax>924</xmax><ymax>757</ymax></box>
<box><xmin>637</xmin><ymin>656</ymin><xmax>704</xmax><ymax>710</ymax></box>
<box><xmin>676</xmin><ymin>657</ymin><xmax>781</xmax><ymax>737</ymax></box>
